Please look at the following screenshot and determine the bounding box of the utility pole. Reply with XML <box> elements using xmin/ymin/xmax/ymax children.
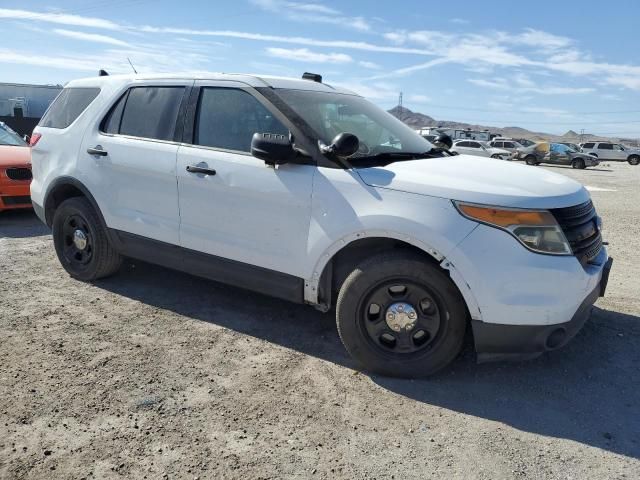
<box><xmin>398</xmin><ymin>92</ymin><xmax>403</xmax><ymax>114</ymax></box>
<box><xmin>580</xmin><ymin>128</ymin><xmax>585</xmax><ymax>143</ymax></box>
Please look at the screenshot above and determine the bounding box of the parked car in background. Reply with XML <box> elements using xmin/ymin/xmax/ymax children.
<box><xmin>0</xmin><ymin>121</ymin><xmax>32</xmax><ymax>212</ymax></box>
<box><xmin>515</xmin><ymin>138</ymin><xmax>536</xmax><ymax>147</ymax></box>
<box><xmin>512</xmin><ymin>142</ymin><xmax>549</xmax><ymax>165</ymax></box>
<box><xmin>489</xmin><ymin>139</ymin><xmax>523</xmax><ymax>154</ymax></box>
<box><xmin>580</xmin><ymin>142</ymin><xmax>640</xmax><ymax>165</ymax></box>
<box><xmin>450</xmin><ymin>140</ymin><xmax>511</xmax><ymax>159</ymax></box>
<box><xmin>558</xmin><ymin>142</ymin><xmax>583</xmax><ymax>152</ymax></box>
<box><xmin>529</xmin><ymin>143</ymin><xmax>600</xmax><ymax>169</ymax></box>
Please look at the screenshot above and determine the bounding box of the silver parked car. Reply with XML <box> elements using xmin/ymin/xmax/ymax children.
<box><xmin>580</xmin><ymin>142</ymin><xmax>640</xmax><ymax>165</ymax></box>
<box><xmin>450</xmin><ymin>140</ymin><xmax>511</xmax><ymax>159</ymax></box>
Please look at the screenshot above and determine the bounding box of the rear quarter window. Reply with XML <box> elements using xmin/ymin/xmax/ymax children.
<box><xmin>39</xmin><ymin>87</ymin><xmax>100</xmax><ymax>129</ymax></box>
<box><xmin>582</xmin><ymin>143</ymin><xmax>595</xmax><ymax>148</ymax></box>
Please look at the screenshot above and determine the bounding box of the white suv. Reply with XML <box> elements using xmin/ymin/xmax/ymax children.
<box><xmin>30</xmin><ymin>72</ymin><xmax>612</xmax><ymax>377</ymax></box>
<box><xmin>580</xmin><ymin>142</ymin><xmax>640</xmax><ymax>165</ymax></box>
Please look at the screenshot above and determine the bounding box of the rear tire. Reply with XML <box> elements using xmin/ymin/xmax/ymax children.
<box><xmin>52</xmin><ymin>197</ymin><xmax>122</xmax><ymax>281</ymax></box>
<box><xmin>490</xmin><ymin>154</ymin><xmax>501</xmax><ymax>159</ymax></box>
<box><xmin>525</xmin><ymin>155</ymin><xmax>537</xmax><ymax>165</ymax></box>
<box><xmin>336</xmin><ymin>251</ymin><xmax>467</xmax><ymax>378</ymax></box>
<box><xmin>629</xmin><ymin>155</ymin><xmax>640</xmax><ymax>166</ymax></box>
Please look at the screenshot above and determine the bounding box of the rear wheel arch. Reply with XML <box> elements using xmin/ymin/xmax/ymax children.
<box><xmin>44</xmin><ymin>177</ymin><xmax>104</xmax><ymax>228</ymax></box>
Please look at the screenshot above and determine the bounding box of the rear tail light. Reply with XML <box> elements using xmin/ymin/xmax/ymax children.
<box><xmin>29</xmin><ymin>133</ymin><xmax>42</xmax><ymax>146</ymax></box>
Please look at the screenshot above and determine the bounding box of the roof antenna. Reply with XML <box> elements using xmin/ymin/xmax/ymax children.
<box><xmin>127</xmin><ymin>57</ymin><xmax>138</xmax><ymax>74</ymax></box>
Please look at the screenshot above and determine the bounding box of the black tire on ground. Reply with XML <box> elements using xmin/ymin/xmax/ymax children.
<box><xmin>572</xmin><ymin>159</ymin><xmax>586</xmax><ymax>169</ymax></box>
<box><xmin>628</xmin><ymin>155</ymin><xmax>640</xmax><ymax>166</ymax></box>
<box><xmin>525</xmin><ymin>155</ymin><xmax>537</xmax><ymax>165</ymax></box>
<box><xmin>490</xmin><ymin>154</ymin><xmax>500</xmax><ymax>159</ymax></box>
<box><xmin>52</xmin><ymin>197</ymin><xmax>122</xmax><ymax>281</ymax></box>
<box><xmin>335</xmin><ymin>251</ymin><xmax>467</xmax><ymax>378</ymax></box>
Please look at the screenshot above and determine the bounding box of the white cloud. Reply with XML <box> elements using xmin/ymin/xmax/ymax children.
<box><xmin>52</xmin><ymin>29</ymin><xmax>129</xmax><ymax>47</ymax></box>
<box><xmin>0</xmin><ymin>8</ymin><xmax>121</xmax><ymax>30</ymax></box>
<box><xmin>358</xmin><ymin>60</ymin><xmax>381</xmax><ymax>70</ymax></box>
<box><xmin>450</xmin><ymin>18</ymin><xmax>470</xmax><ymax>25</ymax></box>
<box><xmin>250</xmin><ymin>0</ymin><xmax>371</xmax><ymax>31</ymax></box>
<box><xmin>0</xmin><ymin>47</ymin><xmax>97</xmax><ymax>71</ymax></box>
<box><xmin>468</xmin><ymin>77</ymin><xmax>594</xmax><ymax>95</ymax></box>
<box><xmin>266</xmin><ymin>47</ymin><xmax>352</xmax><ymax>64</ymax></box>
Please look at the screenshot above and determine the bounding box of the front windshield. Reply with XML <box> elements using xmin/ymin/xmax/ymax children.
<box><xmin>272</xmin><ymin>89</ymin><xmax>433</xmax><ymax>159</ymax></box>
<box><xmin>0</xmin><ymin>123</ymin><xmax>27</xmax><ymax>146</ymax></box>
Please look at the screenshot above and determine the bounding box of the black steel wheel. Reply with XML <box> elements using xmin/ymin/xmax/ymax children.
<box><xmin>629</xmin><ymin>155</ymin><xmax>640</xmax><ymax>166</ymax></box>
<box><xmin>52</xmin><ymin>197</ymin><xmax>122</xmax><ymax>281</ymax></box>
<box><xmin>359</xmin><ymin>279</ymin><xmax>443</xmax><ymax>356</ymax></box>
<box><xmin>336</xmin><ymin>251</ymin><xmax>467</xmax><ymax>377</ymax></box>
<box><xmin>61</xmin><ymin>214</ymin><xmax>94</xmax><ymax>266</ymax></box>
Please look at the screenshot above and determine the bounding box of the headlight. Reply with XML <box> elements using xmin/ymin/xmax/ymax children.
<box><xmin>454</xmin><ymin>202</ymin><xmax>572</xmax><ymax>255</ymax></box>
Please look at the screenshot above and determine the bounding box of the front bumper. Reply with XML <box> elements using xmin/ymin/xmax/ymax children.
<box><xmin>472</xmin><ymin>257</ymin><xmax>612</xmax><ymax>362</ymax></box>
<box><xmin>0</xmin><ymin>181</ymin><xmax>32</xmax><ymax>211</ymax></box>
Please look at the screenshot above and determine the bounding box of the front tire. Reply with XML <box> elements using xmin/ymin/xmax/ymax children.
<box><xmin>525</xmin><ymin>155</ymin><xmax>537</xmax><ymax>165</ymax></box>
<box><xmin>52</xmin><ymin>197</ymin><xmax>122</xmax><ymax>281</ymax></box>
<box><xmin>336</xmin><ymin>251</ymin><xmax>467</xmax><ymax>378</ymax></box>
<box><xmin>572</xmin><ymin>159</ymin><xmax>586</xmax><ymax>169</ymax></box>
<box><xmin>629</xmin><ymin>155</ymin><xmax>640</xmax><ymax>166</ymax></box>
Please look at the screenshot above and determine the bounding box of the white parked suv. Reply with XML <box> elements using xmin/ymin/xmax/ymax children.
<box><xmin>450</xmin><ymin>140</ymin><xmax>511</xmax><ymax>159</ymax></box>
<box><xmin>580</xmin><ymin>142</ymin><xmax>640</xmax><ymax>165</ymax></box>
<box><xmin>31</xmin><ymin>72</ymin><xmax>612</xmax><ymax>377</ymax></box>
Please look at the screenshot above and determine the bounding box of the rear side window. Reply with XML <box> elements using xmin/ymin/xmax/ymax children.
<box><xmin>116</xmin><ymin>87</ymin><xmax>185</xmax><ymax>141</ymax></box>
<box><xmin>598</xmin><ymin>143</ymin><xmax>613</xmax><ymax>150</ymax></box>
<box><xmin>194</xmin><ymin>88</ymin><xmax>288</xmax><ymax>152</ymax></box>
<box><xmin>468</xmin><ymin>142</ymin><xmax>481</xmax><ymax>148</ymax></box>
<box><xmin>504</xmin><ymin>142</ymin><xmax>515</xmax><ymax>148</ymax></box>
<box><xmin>39</xmin><ymin>87</ymin><xmax>100</xmax><ymax>129</ymax></box>
<box><xmin>583</xmin><ymin>143</ymin><xmax>595</xmax><ymax>148</ymax></box>
<box><xmin>493</xmin><ymin>141</ymin><xmax>503</xmax><ymax>148</ymax></box>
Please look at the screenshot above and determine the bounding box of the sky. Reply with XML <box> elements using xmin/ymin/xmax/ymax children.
<box><xmin>1</xmin><ymin>0</ymin><xmax>639</xmax><ymax>137</ymax></box>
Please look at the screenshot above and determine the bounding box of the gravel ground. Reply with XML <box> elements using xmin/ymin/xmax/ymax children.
<box><xmin>1</xmin><ymin>162</ymin><xmax>639</xmax><ymax>479</ymax></box>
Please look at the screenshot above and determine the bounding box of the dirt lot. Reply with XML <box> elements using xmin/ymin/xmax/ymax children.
<box><xmin>1</xmin><ymin>162</ymin><xmax>639</xmax><ymax>479</ymax></box>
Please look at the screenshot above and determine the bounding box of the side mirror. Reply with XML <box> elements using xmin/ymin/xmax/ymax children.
<box><xmin>321</xmin><ymin>132</ymin><xmax>359</xmax><ymax>157</ymax></box>
<box><xmin>251</xmin><ymin>133</ymin><xmax>297</xmax><ymax>166</ymax></box>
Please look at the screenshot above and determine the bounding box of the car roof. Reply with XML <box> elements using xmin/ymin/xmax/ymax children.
<box><xmin>64</xmin><ymin>72</ymin><xmax>358</xmax><ymax>95</ymax></box>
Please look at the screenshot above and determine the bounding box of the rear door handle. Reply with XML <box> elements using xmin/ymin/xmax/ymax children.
<box><xmin>87</xmin><ymin>146</ymin><xmax>108</xmax><ymax>156</ymax></box>
<box><xmin>186</xmin><ymin>165</ymin><xmax>216</xmax><ymax>176</ymax></box>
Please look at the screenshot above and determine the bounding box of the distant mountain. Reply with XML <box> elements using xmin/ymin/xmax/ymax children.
<box><xmin>388</xmin><ymin>105</ymin><xmax>639</xmax><ymax>145</ymax></box>
<box><xmin>388</xmin><ymin>106</ymin><xmax>435</xmax><ymax>127</ymax></box>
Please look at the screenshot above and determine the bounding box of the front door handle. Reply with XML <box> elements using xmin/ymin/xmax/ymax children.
<box><xmin>87</xmin><ymin>146</ymin><xmax>108</xmax><ymax>156</ymax></box>
<box><xmin>186</xmin><ymin>165</ymin><xmax>217</xmax><ymax>176</ymax></box>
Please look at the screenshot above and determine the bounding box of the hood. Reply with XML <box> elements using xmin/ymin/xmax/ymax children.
<box><xmin>0</xmin><ymin>145</ymin><xmax>31</xmax><ymax>167</ymax></box>
<box><xmin>356</xmin><ymin>154</ymin><xmax>589</xmax><ymax>209</ymax></box>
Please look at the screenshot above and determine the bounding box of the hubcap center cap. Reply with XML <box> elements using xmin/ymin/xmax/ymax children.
<box><xmin>73</xmin><ymin>229</ymin><xmax>88</xmax><ymax>250</ymax></box>
<box><xmin>385</xmin><ymin>302</ymin><xmax>418</xmax><ymax>332</ymax></box>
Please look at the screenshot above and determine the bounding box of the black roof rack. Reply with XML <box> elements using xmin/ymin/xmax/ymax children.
<box><xmin>302</xmin><ymin>72</ymin><xmax>322</xmax><ymax>83</ymax></box>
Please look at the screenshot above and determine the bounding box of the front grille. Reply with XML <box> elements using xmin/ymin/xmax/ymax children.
<box><xmin>6</xmin><ymin>167</ymin><xmax>32</xmax><ymax>181</ymax></box>
<box><xmin>551</xmin><ymin>200</ymin><xmax>602</xmax><ymax>265</ymax></box>
<box><xmin>2</xmin><ymin>195</ymin><xmax>31</xmax><ymax>206</ymax></box>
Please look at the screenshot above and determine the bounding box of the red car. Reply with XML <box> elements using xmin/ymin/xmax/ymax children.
<box><xmin>0</xmin><ymin>122</ymin><xmax>32</xmax><ymax>212</ymax></box>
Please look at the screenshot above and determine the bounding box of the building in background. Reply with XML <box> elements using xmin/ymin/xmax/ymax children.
<box><xmin>0</xmin><ymin>83</ymin><xmax>62</xmax><ymax>137</ymax></box>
